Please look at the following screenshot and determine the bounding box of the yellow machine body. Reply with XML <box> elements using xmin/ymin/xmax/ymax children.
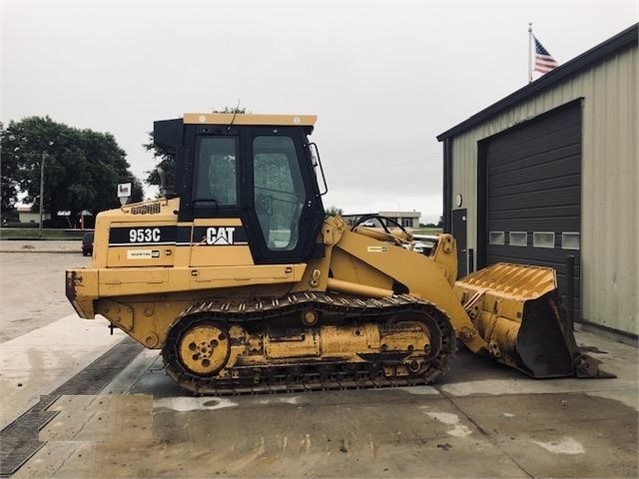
<box><xmin>66</xmin><ymin>113</ymin><xmax>610</xmax><ymax>395</ymax></box>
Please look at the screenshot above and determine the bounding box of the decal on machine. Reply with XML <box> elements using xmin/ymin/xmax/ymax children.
<box><xmin>109</xmin><ymin>226</ymin><xmax>177</xmax><ymax>246</ymax></box>
<box><xmin>206</xmin><ymin>227</ymin><xmax>235</xmax><ymax>245</ymax></box>
<box><xmin>127</xmin><ymin>249</ymin><xmax>161</xmax><ymax>260</ymax></box>
<box><xmin>129</xmin><ymin>227</ymin><xmax>161</xmax><ymax>243</ymax></box>
<box><xmin>193</xmin><ymin>226</ymin><xmax>248</xmax><ymax>246</ymax></box>
<box><xmin>109</xmin><ymin>225</ymin><xmax>247</xmax><ymax>247</ymax></box>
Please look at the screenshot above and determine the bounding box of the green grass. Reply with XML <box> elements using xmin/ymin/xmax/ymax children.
<box><xmin>0</xmin><ymin>228</ymin><xmax>87</xmax><ymax>240</ymax></box>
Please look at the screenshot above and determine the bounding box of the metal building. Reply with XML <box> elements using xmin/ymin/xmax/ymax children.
<box><xmin>437</xmin><ymin>24</ymin><xmax>637</xmax><ymax>338</ymax></box>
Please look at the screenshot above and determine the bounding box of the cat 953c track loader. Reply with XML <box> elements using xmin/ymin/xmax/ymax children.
<box><xmin>66</xmin><ymin>113</ymin><xmax>611</xmax><ymax>395</ymax></box>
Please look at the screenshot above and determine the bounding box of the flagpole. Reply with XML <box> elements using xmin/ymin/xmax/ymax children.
<box><xmin>528</xmin><ymin>22</ymin><xmax>533</xmax><ymax>83</ymax></box>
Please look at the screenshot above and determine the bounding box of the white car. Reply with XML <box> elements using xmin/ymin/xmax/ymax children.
<box><xmin>403</xmin><ymin>240</ymin><xmax>432</xmax><ymax>255</ymax></box>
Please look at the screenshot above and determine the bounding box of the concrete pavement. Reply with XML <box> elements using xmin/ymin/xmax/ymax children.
<box><xmin>0</xmin><ymin>314</ymin><xmax>126</xmax><ymax>430</ymax></box>
<box><xmin>0</xmin><ymin>253</ymin><xmax>91</xmax><ymax>342</ymax></box>
<box><xmin>9</xmin><ymin>326</ymin><xmax>639</xmax><ymax>479</ymax></box>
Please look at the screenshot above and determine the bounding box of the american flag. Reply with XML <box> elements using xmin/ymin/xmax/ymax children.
<box><xmin>533</xmin><ymin>35</ymin><xmax>559</xmax><ymax>73</ymax></box>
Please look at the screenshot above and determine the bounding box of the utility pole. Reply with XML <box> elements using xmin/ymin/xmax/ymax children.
<box><xmin>39</xmin><ymin>151</ymin><xmax>45</xmax><ymax>239</ymax></box>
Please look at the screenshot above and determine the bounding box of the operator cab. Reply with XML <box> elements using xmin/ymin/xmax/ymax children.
<box><xmin>153</xmin><ymin>113</ymin><xmax>326</xmax><ymax>264</ymax></box>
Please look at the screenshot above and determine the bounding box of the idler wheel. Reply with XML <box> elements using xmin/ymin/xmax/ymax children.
<box><xmin>177</xmin><ymin>322</ymin><xmax>230</xmax><ymax>376</ymax></box>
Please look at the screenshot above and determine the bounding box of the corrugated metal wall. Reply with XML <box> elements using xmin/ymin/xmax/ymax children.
<box><xmin>451</xmin><ymin>46</ymin><xmax>637</xmax><ymax>334</ymax></box>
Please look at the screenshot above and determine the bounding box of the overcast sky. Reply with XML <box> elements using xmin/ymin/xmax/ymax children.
<box><xmin>2</xmin><ymin>1</ymin><xmax>637</xmax><ymax>222</ymax></box>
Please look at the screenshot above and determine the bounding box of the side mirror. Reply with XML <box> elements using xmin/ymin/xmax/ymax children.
<box><xmin>307</xmin><ymin>142</ymin><xmax>328</xmax><ymax>196</ymax></box>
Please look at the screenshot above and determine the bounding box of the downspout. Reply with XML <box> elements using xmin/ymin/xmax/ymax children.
<box><xmin>442</xmin><ymin>138</ymin><xmax>453</xmax><ymax>234</ymax></box>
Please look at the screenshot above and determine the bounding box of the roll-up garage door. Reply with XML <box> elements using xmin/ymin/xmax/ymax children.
<box><xmin>483</xmin><ymin>102</ymin><xmax>582</xmax><ymax>320</ymax></box>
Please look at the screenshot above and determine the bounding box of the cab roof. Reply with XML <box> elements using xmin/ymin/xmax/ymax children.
<box><xmin>183</xmin><ymin>113</ymin><xmax>317</xmax><ymax>127</ymax></box>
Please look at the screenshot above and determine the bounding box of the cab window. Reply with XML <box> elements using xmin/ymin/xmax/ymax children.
<box><xmin>253</xmin><ymin>136</ymin><xmax>306</xmax><ymax>251</ymax></box>
<box><xmin>194</xmin><ymin>137</ymin><xmax>238</xmax><ymax>206</ymax></box>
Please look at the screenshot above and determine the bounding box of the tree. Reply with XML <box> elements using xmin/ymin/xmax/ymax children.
<box><xmin>142</xmin><ymin>131</ymin><xmax>175</xmax><ymax>190</ymax></box>
<box><xmin>325</xmin><ymin>206</ymin><xmax>343</xmax><ymax>217</ymax></box>
<box><xmin>144</xmin><ymin>107</ymin><xmax>248</xmax><ymax>190</ymax></box>
<box><xmin>0</xmin><ymin>122</ymin><xmax>20</xmax><ymax>221</ymax></box>
<box><xmin>0</xmin><ymin>116</ymin><xmax>143</xmax><ymax>224</ymax></box>
<box><xmin>127</xmin><ymin>175</ymin><xmax>145</xmax><ymax>204</ymax></box>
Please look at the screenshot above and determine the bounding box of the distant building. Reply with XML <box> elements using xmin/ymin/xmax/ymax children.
<box><xmin>17</xmin><ymin>206</ymin><xmax>50</xmax><ymax>224</ymax></box>
<box><xmin>342</xmin><ymin>211</ymin><xmax>421</xmax><ymax>228</ymax></box>
<box><xmin>16</xmin><ymin>207</ymin><xmax>92</xmax><ymax>227</ymax></box>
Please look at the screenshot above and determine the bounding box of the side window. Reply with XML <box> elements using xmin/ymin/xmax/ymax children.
<box><xmin>194</xmin><ymin>137</ymin><xmax>238</xmax><ymax>206</ymax></box>
<box><xmin>253</xmin><ymin>136</ymin><xmax>306</xmax><ymax>251</ymax></box>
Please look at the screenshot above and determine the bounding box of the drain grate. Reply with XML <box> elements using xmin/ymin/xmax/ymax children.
<box><xmin>0</xmin><ymin>337</ymin><xmax>144</xmax><ymax>477</ymax></box>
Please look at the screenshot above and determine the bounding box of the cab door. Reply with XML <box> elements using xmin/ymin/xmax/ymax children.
<box><xmin>244</xmin><ymin>128</ymin><xmax>325</xmax><ymax>264</ymax></box>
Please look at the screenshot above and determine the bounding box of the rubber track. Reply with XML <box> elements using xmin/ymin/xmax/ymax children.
<box><xmin>162</xmin><ymin>292</ymin><xmax>456</xmax><ymax>395</ymax></box>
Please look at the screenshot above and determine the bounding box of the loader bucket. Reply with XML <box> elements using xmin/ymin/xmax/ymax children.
<box><xmin>454</xmin><ymin>263</ymin><xmax>614</xmax><ymax>379</ymax></box>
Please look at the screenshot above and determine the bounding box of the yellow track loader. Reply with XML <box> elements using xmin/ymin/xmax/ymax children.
<box><xmin>66</xmin><ymin>113</ymin><xmax>611</xmax><ymax>395</ymax></box>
